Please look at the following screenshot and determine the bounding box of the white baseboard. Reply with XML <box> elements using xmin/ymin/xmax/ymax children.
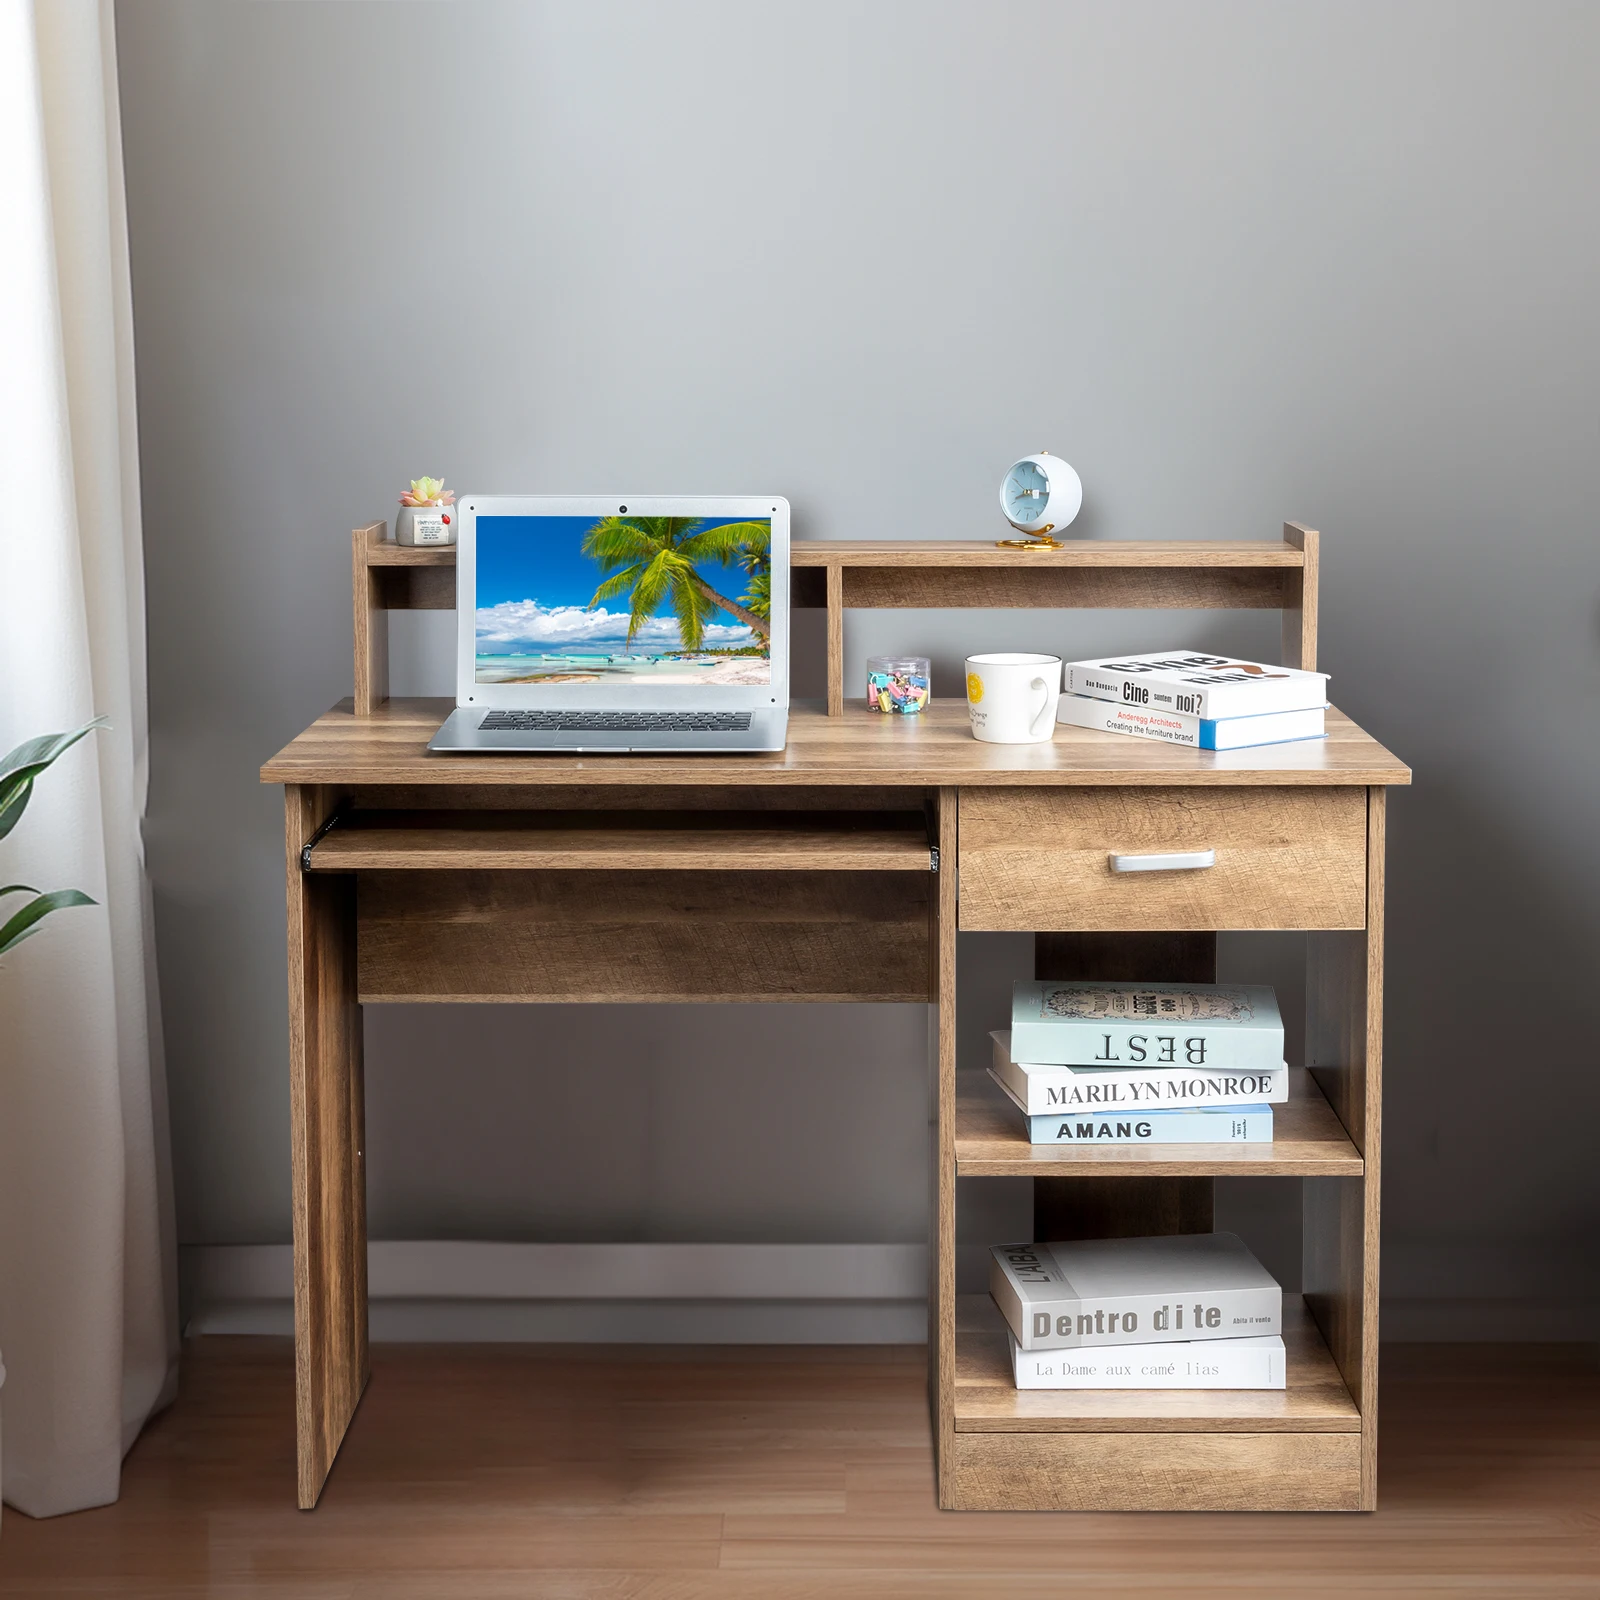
<box><xmin>184</xmin><ymin>1242</ymin><xmax>929</xmax><ymax>1343</ymax></box>
<box><xmin>184</xmin><ymin>1242</ymin><xmax>1596</xmax><ymax>1345</ymax></box>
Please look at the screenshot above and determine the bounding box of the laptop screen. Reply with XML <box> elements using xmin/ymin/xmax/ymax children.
<box><xmin>474</xmin><ymin>513</ymin><xmax>773</xmax><ymax>688</ymax></box>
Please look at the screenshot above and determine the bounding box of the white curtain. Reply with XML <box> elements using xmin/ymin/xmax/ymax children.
<box><xmin>0</xmin><ymin>0</ymin><xmax>177</xmax><ymax>1517</ymax></box>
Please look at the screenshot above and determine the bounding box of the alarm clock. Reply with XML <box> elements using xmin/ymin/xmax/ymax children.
<box><xmin>998</xmin><ymin>452</ymin><xmax>1083</xmax><ymax>547</ymax></box>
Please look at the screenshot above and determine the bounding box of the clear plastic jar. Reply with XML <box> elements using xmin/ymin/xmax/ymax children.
<box><xmin>866</xmin><ymin>655</ymin><xmax>931</xmax><ymax>714</ymax></box>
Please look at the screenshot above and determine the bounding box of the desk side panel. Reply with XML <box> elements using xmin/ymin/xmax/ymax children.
<box><xmin>285</xmin><ymin>785</ymin><xmax>369</xmax><ymax>1508</ymax></box>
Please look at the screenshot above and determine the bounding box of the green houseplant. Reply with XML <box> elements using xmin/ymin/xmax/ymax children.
<box><xmin>0</xmin><ymin>720</ymin><xmax>104</xmax><ymax>959</ymax></box>
<box><xmin>0</xmin><ymin>718</ymin><xmax>102</xmax><ymax>1520</ymax></box>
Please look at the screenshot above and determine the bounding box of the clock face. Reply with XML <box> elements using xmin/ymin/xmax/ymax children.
<box><xmin>1003</xmin><ymin>459</ymin><xmax>1053</xmax><ymax>529</ymax></box>
<box><xmin>1000</xmin><ymin>453</ymin><xmax>1082</xmax><ymax>534</ymax></box>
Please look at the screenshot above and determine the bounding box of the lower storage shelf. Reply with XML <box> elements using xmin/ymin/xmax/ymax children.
<box><xmin>947</xmin><ymin>1295</ymin><xmax>1363</xmax><ymax>1510</ymax></box>
<box><xmin>954</xmin><ymin>1294</ymin><xmax>1359</xmax><ymax>1433</ymax></box>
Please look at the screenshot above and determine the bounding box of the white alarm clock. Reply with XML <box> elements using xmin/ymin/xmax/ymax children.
<box><xmin>998</xmin><ymin>452</ymin><xmax>1083</xmax><ymax>546</ymax></box>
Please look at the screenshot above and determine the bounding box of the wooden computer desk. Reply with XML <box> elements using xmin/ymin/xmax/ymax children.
<box><xmin>261</xmin><ymin>528</ymin><xmax>1409</xmax><ymax>1513</ymax></box>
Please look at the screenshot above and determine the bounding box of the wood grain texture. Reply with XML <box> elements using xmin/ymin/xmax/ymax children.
<box><xmin>372</xmin><ymin>564</ymin><xmax>455</xmax><ymax>610</ymax></box>
<box><xmin>953</xmin><ymin>1295</ymin><xmax>1360</xmax><ymax>1433</ymax></box>
<box><xmin>1033</xmin><ymin>1177</ymin><xmax>1215</xmax><ymax>1244</ymax></box>
<box><xmin>959</xmin><ymin>785</ymin><xmax>1368</xmax><ymax>931</ymax></box>
<box><xmin>285</xmin><ymin>786</ymin><xmax>369</xmax><ymax>1509</ymax></box>
<box><xmin>946</xmin><ymin>1429</ymin><xmax>1361</xmax><ymax>1511</ymax></box>
<box><xmin>1358</xmin><ymin>786</ymin><xmax>1385</xmax><ymax>1507</ymax></box>
<box><xmin>1304</xmin><ymin>1178</ymin><xmax>1366</xmax><ymax>1444</ymax></box>
<box><xmin>350</xmin><ymin>535</ymin><xmax>1312</xmax><ymax>571</ymax></box>
<box><xmin>842</xmin><ymin>565</ymin><xmax>1290</xmax><ymax>611</ymax></box>
<box><xmin>364</xmin><ymin>541</ymin><xmax>457</xmax><ymax>566</ymax></box>
<box><xmin>1307</xmin><ymin>930</ymin><xmax>1371</xmax><ymax>1152</ymax></box>
<box><xmin>956</xmin><ymin>1068</ymin><xmax>1363</xmax><ymax>1178</ymax></box>
<box><xmin>342</xmin><ymin>783</ymin><xmax>932</xmax><ymax>813</ymax></box>
<box><xmin>932</xmin><ymin>789</ymin><xmax>958</xmax><ymax>1506</ymax></box>
<box><xmin>1282</xmin><ymin>522</ymin><xmax>1319</xmax><ymax>670</ymax></box>
<box><xmin>309</xmin><ymin>816</ymin><xmax>934</xmax><ymax>873</ymax></box>
<box><xmin>263</xmin><ymin>699</ymin><xmax>1413</xmax><ymax>789</ymax></box>
<box><xmin>1034</xmin><ymin>930</ymin><xmax>1216</xmax><ymax>982</ymax></box>
<box><xmin>352</xmin><ymin>523</ymin><xmax>389</xmax><ymax>717</ymax></box>
<box><xmin>356</xmin><ymin>869</ymin><xmax>934</xmax><ymax>1003</ymax></box>
<box><xmin>791</xmin><ymin>538</ymin><xmax>1310</xmax><ymax>569</ymax></box>
<box><xmin>2</xmin><ymin>1340</ymin><xmax>1594</xmax><ymax>1591</ymax></box>
<box><xmin>826</xmin><ymin>563</ymin><xmax>845</xmax><ymax>717</ymax></box>
<box><xmin>1303</xmin><ymin>788</ymin><xmax>1386</xmax><ymax>1509</ymax></box>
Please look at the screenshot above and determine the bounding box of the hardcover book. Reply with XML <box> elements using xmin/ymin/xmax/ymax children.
<box><xmin>1010</xmin><ymin>1332</ymin><xmax>1286</xmax><ymax>1389</ymax></box>
<box><xmin>988</xmin><ymin>1068</ymin><xmax>1273</xmax><ymax>1144</ymax></box>
<box><xmin>991</xmin><ymin>1031</ymin><xmax>1287</xmax><ymax>1112</ymax></box>
<box><xmin>1062</xmin><ymin>651</ymin><xmax>1329</xmax><ymax>719</ymax></box>
<box><xmin>990</xmin><ymin>1232</ymin><xmax>1282</xmax><ymax>1353</ymax></box>
<box><xmin>1009</xmin><ymin>982</ymin><xmax>1284</xmax><ymax>1071</ymax></box>
<box><xmin>1055</xmin><ymin>692</ymin><xmax>1326</xmax><ymax>750</ymax></box>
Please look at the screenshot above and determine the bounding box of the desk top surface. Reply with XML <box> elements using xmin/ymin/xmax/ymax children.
<box><xmin>261</xmin><ymin>700</ymin><xmax>1410</xmax><ymax>789</ymax></box>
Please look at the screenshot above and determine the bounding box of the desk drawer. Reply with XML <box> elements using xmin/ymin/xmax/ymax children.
<box><xmin>958</xmin><ymin>787</ymin><xmax>1367</xmax><ymax>932</ymax></box>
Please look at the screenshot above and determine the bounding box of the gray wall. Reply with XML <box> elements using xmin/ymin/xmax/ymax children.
<box><xmin>119</xmin><ymin>1</ymin><xmax>1600</xmax><ymax>1334</ymax></box>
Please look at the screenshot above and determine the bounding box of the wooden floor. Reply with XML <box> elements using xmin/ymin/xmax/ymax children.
<box><xmin>1</xmin><ymin>1338</ymin><xmax>1596</xmax><ymax>1598</ymax></box>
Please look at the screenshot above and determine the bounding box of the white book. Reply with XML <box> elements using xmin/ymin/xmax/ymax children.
<box><xmin>1055</xmin><ymin>692</ymin><xmax>1325</xmax><ymax>750</ymax></box>
<box><xmin>991</xmin><ymin>1031</ymin><xmax>1288</xmax><ymax>1114</ymax></box>
<box><xmin>1011</xmin><ymin>1332</ymin><xmax>1286</xmax><ymax>1389</ymax></box>
<box><xmin>1063</xmin><ymin>651</ymin><xmax>1329</xmax><ymax>719</ymax></box>
<box><xmin>989</xmin><ymin>1068</ymin><xmax>1273</xmax><ymax>1144</ymax></box>
<box><xmin>990</xmin><ymin>1232</ymin><xmax>1282</xmax><ymax>1352</ymax></box>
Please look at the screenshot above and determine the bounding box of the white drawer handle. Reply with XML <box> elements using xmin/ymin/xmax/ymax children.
<box><xmin>1109</xmin><ymin>849</ymin><xmax>1216</xmax><ymax>874</ymax></box>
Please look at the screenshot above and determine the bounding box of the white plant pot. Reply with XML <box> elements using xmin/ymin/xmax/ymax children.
<box><xmin>395</xmin><ymin>504</ymin><xmax>455</xmax><ymax>546</ymax></box>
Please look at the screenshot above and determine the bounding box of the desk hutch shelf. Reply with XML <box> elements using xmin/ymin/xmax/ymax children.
<box><xmin>260</xmin><ymin>517</ymin><xmax>1403</xmax><ymax>1513</ymax></box>
<box><xmin>350</xmin><ymin>520</ymin><xmax>1320</xmax><ymax>715</ymax></box>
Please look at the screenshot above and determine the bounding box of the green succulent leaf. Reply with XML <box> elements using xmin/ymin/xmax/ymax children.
<box><xmin>0</xmin><ymin>888</ymin><xmax>97</xmax><ymax>959</ymax></box>
<box><xmin>0</xmin><ymin>717</ymin><xmax>108</xmax><ymax>842</ymax></box>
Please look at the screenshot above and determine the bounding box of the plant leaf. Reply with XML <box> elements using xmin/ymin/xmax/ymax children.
<box><xmin>0</xmin><ymin>778</ymin><xmax>33</xmax><ymax>840</ymax></box>
<box><xmin>676</xmin><ymin>520</ymin><xmax>770</xmax><ymax>566</ymax></box>
<box><xmin>0</xmin><ymin>717</ymin><xmax>108</xmax><ymax>842</ymax></box>
<box><xmin>0</xmin><ymin>888</ymin><xmax>97</xmax><ymax>959</ymax></box>
<box><xmin>1</xmin><ymin>884</ymin><xmax>41</xmax><ymax>897</ymax></box>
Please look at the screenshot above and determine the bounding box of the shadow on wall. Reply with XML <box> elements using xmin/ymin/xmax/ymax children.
<box><xmin>1380</xmin><ymin>778</ymin><xmax>1600</xmax><ymax>1329</ymax></box>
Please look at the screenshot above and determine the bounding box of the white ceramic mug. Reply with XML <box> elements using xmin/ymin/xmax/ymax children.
<box><xmin>965</xmin><ymin>653</ymin><xmax>1062</xmax><ymax>744</ymax></box>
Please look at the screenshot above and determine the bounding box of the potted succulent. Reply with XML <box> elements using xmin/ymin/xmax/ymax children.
<box><xmin>0</xmin><ymin>717</ymin><xmax>103</xmax><ymax>1525</ymax></box>
<box><xmin>395</xmin><ymin>476</ymin><xmax>457</xmax><ymax>547</ymax></box>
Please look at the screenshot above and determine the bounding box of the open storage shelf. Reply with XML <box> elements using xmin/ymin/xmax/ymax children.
<box><xmin>954</xmin><ymin>1294</ymin><xmax>1360</xmax><ymax>1433</ymax></box>
<box><xmin>955</xmin><ymin>1068</ymin><xmax>1364</xmax><ymax>1178</ymax></box>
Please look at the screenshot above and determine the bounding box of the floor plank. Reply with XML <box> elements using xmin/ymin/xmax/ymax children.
<box><xmin>0</xmin><ymin>1339</ymin><xmax>1595</xmax><ymax>1598</ymax></box>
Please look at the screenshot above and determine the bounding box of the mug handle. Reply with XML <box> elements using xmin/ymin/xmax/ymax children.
<box><xmin>1029</xmin><ymin>676</ymin><xmax>1052</xmax><ymax>736</ymax></box>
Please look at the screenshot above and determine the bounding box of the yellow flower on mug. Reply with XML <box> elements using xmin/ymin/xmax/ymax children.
<box><xmin>966</xmin><ymin>672</ymin><xmax>984</xmax><ymax>704</ymax></box>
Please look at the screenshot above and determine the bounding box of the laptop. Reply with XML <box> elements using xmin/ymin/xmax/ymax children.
<box><xmin>428</xmin><ymin>495</ymin><xmax>790</xmax><ymax>753</ymax></box>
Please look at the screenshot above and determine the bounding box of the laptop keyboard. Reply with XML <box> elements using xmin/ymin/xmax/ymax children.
<box><xmin>480</xmin><ymin>710</ymin><xmax>753</xmax><ymax>733</ymax></box>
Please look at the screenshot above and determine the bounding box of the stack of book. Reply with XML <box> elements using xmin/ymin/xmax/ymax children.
<box><xmin>1054</xmin><ymin>651</ymin><xmax>1329</xmax><ymax>749</ymax></box>
<box><xmin>991</xmin><ymin>980</ymin><xmax>1287</xmax><ymax>1146</ymax></box>
<box><xmin>989</xmin><ymin>1232</ymin><xmax>1286</xmax><ymax>1389</ymax></box>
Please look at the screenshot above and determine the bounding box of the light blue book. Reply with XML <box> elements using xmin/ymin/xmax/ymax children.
<box><xmin>1013</xmin><ymin>1093</ymin><xmax>1272</xmax><ymax>1145</ymax></box>
<box><xmin>1011</xmin><ymin>980</ymin><xmax>1284</xmax><ymax>1071</ymax></box>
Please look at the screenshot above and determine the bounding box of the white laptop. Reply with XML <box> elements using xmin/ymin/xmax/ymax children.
<box><xmin>428</xmin><ymin>495</ymin><xmax>790</xmax><ymax>753</ymax></box>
